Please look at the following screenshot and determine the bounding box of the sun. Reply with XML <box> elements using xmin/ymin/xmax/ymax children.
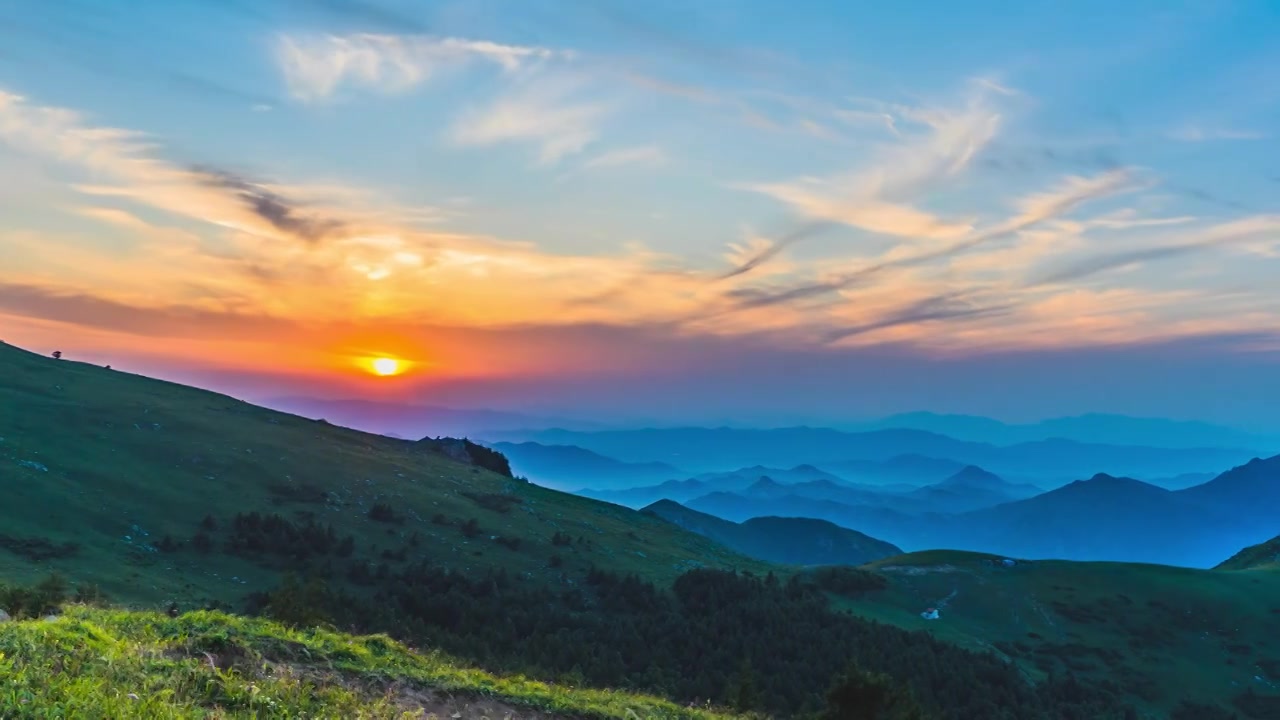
<box><xmin>370</xmin><ymin>357</ymin><xmax>402</xmax><ymax>376</ymax></box>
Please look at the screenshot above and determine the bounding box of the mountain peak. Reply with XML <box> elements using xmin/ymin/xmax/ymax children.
<box><xmin>941</xmin><ymin>465</ymin><xmax>1003</xmax><ymax>488</ymax></box>
<box><xmin>1178</xmin><ymin>453</ymin><xmax>1280</xmax><ymax>505</ymax></box>
<box><xmin>748</xmin><ymin>476</ymin><xmax>783</xmax><ymax>491</ymax></box>
<box><xmin>640</xmin><ymin>498</ymin><xmax>686</xmax><ymax>514</ymax></box>
<box><xmin>1053</xmin><ymin>473</ymin><xmax>1169</xmax><ymax>498</ymax></box>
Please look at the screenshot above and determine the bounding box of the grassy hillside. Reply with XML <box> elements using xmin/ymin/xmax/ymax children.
<box><xmin>0</xmin><ymin>340</ymin><xmax>767</xmax><ymax>607</ymax></box>
<box><xmin>642</xmin><ymin>499</ymin><xmax>902</xmax><ymax>566</ymax></box>
<box><xmin>0</xmin><ymin>604</ymin><xmax>740</xmax><ymax>719</ymax></box>
<box><xmin>1216</xmin><ymin>535</ymin><xmax>1280</xmax><ymax>571</ymax></box>
<box><xmin>846</xmin><ymin>550</ymin><xmax>1280</xmax><ymax>717</ymax></box>
<box><xmin>5</xmin><ymin>340</ymin><xmax>1279</xmax><ymax>718</ymax></box>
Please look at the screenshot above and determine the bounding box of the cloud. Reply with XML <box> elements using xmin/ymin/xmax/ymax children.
<box><xmin>580</xmin><ymin>144</ymin><xmax>667</xmax><ymax>171</ymax></box>
<box><xmin>276</xmin><ymin>33</ymin><xmax>565</xmax><ymax>102</ymax></box>
<box><xmin>0</xmin><ymin>88</ymin><xmax>443</xmax><ymax>251</ymax></box>
<box><xmin>448</xmin><ymin>74</ymin><xmax>612</xmax><ymax>164</ymax></box>
<box><xmin>833</xmin><ymin>109</ymin><xmax>900</xmax><ymax>137</ymax></box>
<box><xmin>722</xmin><ymin>168</ymin><xmax>1139</xmax><ymax>311</ymax></box>
<box><xmin>3</xmin><ymin>56</ymin><xmax>1276</xmax><ymax>374</ymax></box>
<box><xmin>953</xmin><ymin>168</ymin><xmax>1142</xmax><ymax>250</ymax></box>
<box><xmin>0</xmin><ymin>86</ymin><xmax>713</xmax><ymax>326</ymax></box>
<box><xmin>742</xmin><ymin>179</ymin><xmax>975</xmax><ymax>240</ymax></box>
<box><xmin>1031</xmin><ymin>216</ymin><xmax>1280</xmax><ymax>286</ymax></box>
<box><xmin>718</xmin><ymin>221</ymin><xmax>833</xmax><ymax>280</ymax></box>
<box><xmin>736</xmin><ymin>79</ymin><xmax>1008</xmax><ymax>256</ymax></box>
<box><xmin>0</xmin><ymin>281</ymin><xmax>289</xmax><ymax>339</ymax></box>
<box><xmin>192</xmin><ymin>166</ymin><xmax>350</xmax><ymax>244</ymax></box>
<box><xmin>1084</xmin><ymin>210</ymin><xmax>1196</xmax><ymax>230</ymax></box>
<box><xmin>822</xmin><ymin>292</ymin><xmax>1014</xmax><ymax>344</ymax></box>
<box><xmin>70</xmin><ymin>206</ymin><xmax>153</xmax><ymax>231</ymax></box>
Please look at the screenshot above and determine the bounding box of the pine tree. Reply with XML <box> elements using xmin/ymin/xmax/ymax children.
<box><xmin>821</xmin><ymin>665</ymin><xmax>930</xmax><ymax>720</ymax></box>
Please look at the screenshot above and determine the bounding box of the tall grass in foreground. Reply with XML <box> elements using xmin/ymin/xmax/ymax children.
<box><xmin>0</xmin><ymin>605</ymin><xmax>742</xmax><ymax>719</ymax></box>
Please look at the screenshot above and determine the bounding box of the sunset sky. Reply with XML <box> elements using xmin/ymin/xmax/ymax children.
<box><xmin>1</xmin><ymin>0</ymin><xmax>1278</xmax><ymax>426</ymax></box>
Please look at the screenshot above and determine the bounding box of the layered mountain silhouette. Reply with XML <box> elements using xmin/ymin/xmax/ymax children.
<box><xmin>678</xmin><ymin>455</ymin><xmax>1280</xmax><ymax>568</ymax></box>
<box><xmin>485</xmin><ymin>441</ymin><xmax>683</xmax><ymax>490</ymax></box>
<box><xmin>903</xmin><ymin>465</ymin><xmax>1042</xmax><ymax>513</ymax></box>
<box><xmin>950</xmin><ymin>474</ymin><xmax>1222</xmax><ymax>565</ymax></box>
<box><xmin>813</xmin><ymin>454</ymin><xmax>969</xmax><ymax>487</ymax></box>
<box><xmin>488</xmin><ymin>426</ymin><xmax>1259</xmax><ymax>482</ymax></box>
<box><xmin>847</xmin><ymin>411</ymin><xmax>1280</xmax><ymax>450</ymax></box>
<box><xmin>641</xmin><ymin>499</ymin><xmax>902</xmax><ymax>566</ymax></box>
<box><xmin>577</xmin><ymin>463</ymin><xmax>915</xmax><ymax>507</ymax></box>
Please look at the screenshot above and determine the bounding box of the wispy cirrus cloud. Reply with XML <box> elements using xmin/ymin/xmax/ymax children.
<box><xmin>3</xmin><ymin>58</ymin><xmax>1277</xmax><ymax>367</ymax></box>
<box><xmin>0</xmin><ymin>85</ymin><xmax>737</xmax><ymax>330</ymax></box>
<box><xmin>275</xmin><ymin>33</ymin><xmax>567</xmax><ymax>101</ymax></box>
<box><xmin>726</xmin><ymin>79</ymin><xmax>1009</xmax><ymax>277</ymax></box>
<box><xmin>447</xmin><ymin>73</ymin><xmax>614</xmax><ymax>164</ymax></box>
<box><xmin>719</xmin><ymin>167</ymin><xmax>1139</xmax><ymax>311</ymax></box>
<box><xmin>579</xmin><ymin>144</ymin><xmax>667</xmax><ymax>171</ymax></box>
<box><xmin>1030</xmin><ymin>215</ymin><xmax>1280</xmax><ymax>286</ymax></box>
<box><xmin>822</xmin><ymin>291</ymin><xmax>1015</xmax><ymax>344</ymax></box>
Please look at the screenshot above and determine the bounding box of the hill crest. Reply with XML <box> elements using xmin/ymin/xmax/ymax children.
<box><xmin>641</xmin><ymin>499</ymin><xmax>902</xmax><ymax>566</ymax></box>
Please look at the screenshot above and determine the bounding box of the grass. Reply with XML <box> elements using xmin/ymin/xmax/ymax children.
<box><xmin>0</xmin><ymin>340</ymin><xmax>770</xmax><ymax>609</ymax></box>
<box><xmin>0</xmin><ymin>604</ymin><xmax>744</xmax><ymax>719</ymax></box>
<box><xmin>842</xmin><ymin>550</ymin><xmax>1280</xmax><ymax>715</ymax></box>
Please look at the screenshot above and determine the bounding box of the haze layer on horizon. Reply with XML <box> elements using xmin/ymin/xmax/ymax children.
<box><xmin>1</xmin><ymin>0</ymin><xmax>1278</xmax><ymax>428</ymax></box>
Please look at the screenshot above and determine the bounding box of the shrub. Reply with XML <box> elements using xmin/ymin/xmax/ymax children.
<box><xmin>191</xmin><ymin>532</ymin><xmax>214</xmax><ymax>554</ymax></box>
<box><xmin>461</xmin><ymin>491</ymin><xmax>521</xmax><ymax>514</ymax></box>
<box><xmin>463</xmin><ymin>441</ymin><xmax>512</xmax><ymax>476</ymax></box>
<box><xmin>821</xmin><ymin>665</ymin><xmax>930</xmax><ymax>720</ymax></box>
<box><xmin>0</xmin><ymin>573</ymin><xmax>69</xmax><ymax>618</ymax></box>
<box><xmin>0</xmin><ymin>534</ymin><xmax>79</xmax><ymax>561</ymax></box>
<box><xmin>368</xmin><ymin>503</ymin><xmax>403</xmax><ymax>524</ymax></box>
<box><xmin>809</xmin><ymin>566</ymin><xmax>888</xmax><ymax>596</ymax></box>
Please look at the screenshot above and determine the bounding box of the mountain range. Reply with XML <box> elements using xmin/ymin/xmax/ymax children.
<box><xmin>486</xmin><ymin>426</ymin><xmax>1261</xmax><ymax>482</ymax></box>
<box><xmin>579</xmin><ymin>463</ymin><xmax>1039</xmax><ymax>513</ymax></box>
<box><xmin>682</xmin><ymin>456</ymin><xmax>1280</xmax><ymax>568</ymax></box>
<box><xmin>641</xmin><ymin>499</ymin><xmax>903</xmax><ymax>566</ymax></box>
<box><xmin>485</xmin><ymin>441</ymin><xmax>684</xmax><ymax>490</ymax></box>
<box><xmin>843</xmin><ymin>411</ymin><xmax>1280</xmax><ymax>451</ymax></box>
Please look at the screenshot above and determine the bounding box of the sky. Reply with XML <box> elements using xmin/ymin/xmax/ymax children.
<box><xmin>0</xmin><ymin>0</ymin><xmax>1278</xmax><ymax>427</ymax></box>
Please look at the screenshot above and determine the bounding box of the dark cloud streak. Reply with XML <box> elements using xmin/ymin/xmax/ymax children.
<box><xmin>192</xmin><ymin>166</ymin><xmax>349</xmax><ymax>244</ymax></box>
<box><xmin>0</xmin><ymin>282</ymin><xmax>289</xmax><ymax>339</ymax></box>
<box><xmin>1030</xmin><ymin>225</ymin><xmax>1277</xmax><ymax>286</ymax></box>
<box><xmin>822</xmin><ymin>293</ymin><xmax>1015</xmax><ymax>343</ymax></box>
<box><xmin>722</xmin><ymin>169</ymin><xmax>1135</xmax><ymax>311</ymax></box>
<box><xmin>717</xmin><ymin>221</ymin><xmax>834</xmax><ymax>280</ymax></box>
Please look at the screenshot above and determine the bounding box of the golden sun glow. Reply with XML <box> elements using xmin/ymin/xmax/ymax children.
<box><xmin>369</xmin><ymin>357</ymin><xmax>402</xmax><ymax>376</ymax></box>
